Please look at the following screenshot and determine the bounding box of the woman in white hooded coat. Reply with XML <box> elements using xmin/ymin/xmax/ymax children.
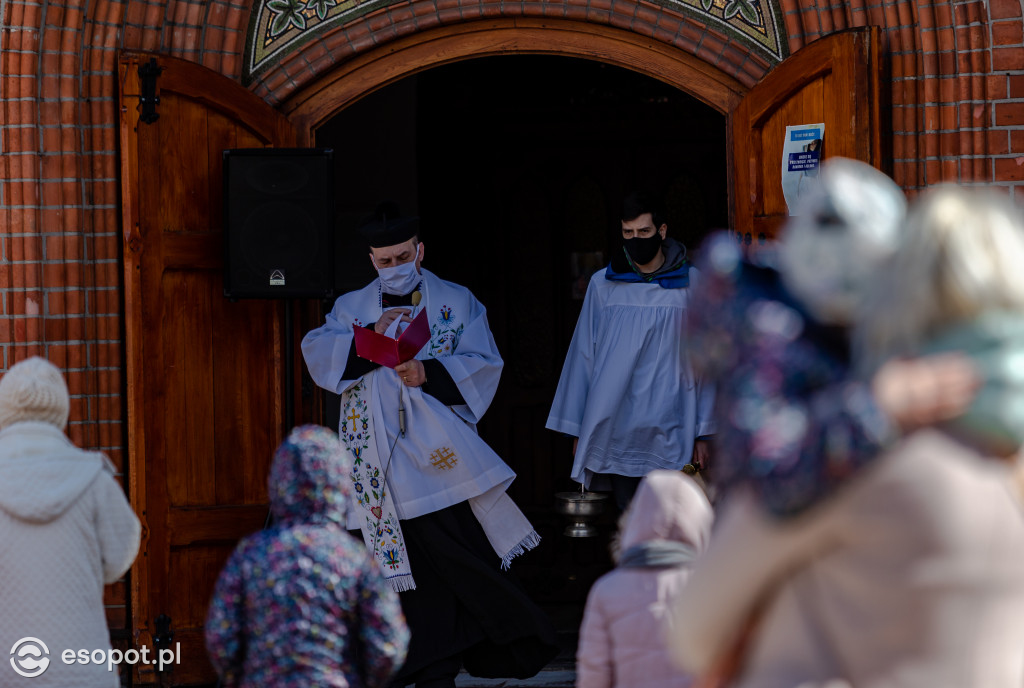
<box><xmin>0</xmin><ymin>357</ymin><xmax>141</xmax><ymax>687</ymax></box>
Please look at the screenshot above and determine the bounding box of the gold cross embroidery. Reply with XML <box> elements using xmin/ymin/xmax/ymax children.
<box><xmin>346</xmin><ymin>409</ymin><xmax>360</xmax><ymax>425</ymax></box>
<box><xmin>429</xmin><ymin>447</ymin><xmax>458</xmax><ymax>471</ymax></box>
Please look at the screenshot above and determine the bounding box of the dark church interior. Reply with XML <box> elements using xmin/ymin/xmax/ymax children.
<box><xmin>313</xmin><ymin>54</ymin><xmax>729</xmax><ymax>658</ymax></box>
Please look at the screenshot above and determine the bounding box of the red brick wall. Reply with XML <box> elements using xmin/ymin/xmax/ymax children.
<box><xmin>1</xmin><ymin>0</ymin><xmax>1022</xmax><ymax>633</ymax></box>
<box><xmin>780</xmin><ymin>0</ymin><xmax>1024</xmax><ymax>193</ymax></box>
<box><xmin>1</xmin><ymin>0</ymin><xmax>131</xmax><ymax>630</ymax></box>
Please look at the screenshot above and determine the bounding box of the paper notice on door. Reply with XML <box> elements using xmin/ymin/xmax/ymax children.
<box><xmin>782</xmin><ymin>123</ymin><xmax>824</xmax><ymax>215</ymax></box>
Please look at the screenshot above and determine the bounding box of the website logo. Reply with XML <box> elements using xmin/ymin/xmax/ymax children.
<box><xmin>10</xmin><ymin>638</ymin><xmax>50</xmax><ymax>678</ymax></box>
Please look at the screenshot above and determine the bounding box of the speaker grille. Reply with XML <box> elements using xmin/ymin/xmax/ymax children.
<box><xmin>224</xmin><ymin>149</ymin><xmax>334</xmax><ymax>299</ymax></box>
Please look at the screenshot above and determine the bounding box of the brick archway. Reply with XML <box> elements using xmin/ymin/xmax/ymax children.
<box><xmin>280</xmin><ymin>17</ymin><xmax>747</xmax><ymax>133</ymax></box>
<box><xmin>249</xmin><ymin>2</ymin><xmax>777</xmax><ymax>106</ymax></box>
<box><xmin>239</xmin><ymin>0</ymin><xmax>1015</xmax><ymax>191</ymax></box>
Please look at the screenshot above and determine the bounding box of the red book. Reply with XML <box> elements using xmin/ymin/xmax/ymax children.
<box><xmin>354</xmin><ymin>308</ymin><xmax>431</xmax><ymax>368</ymax></box>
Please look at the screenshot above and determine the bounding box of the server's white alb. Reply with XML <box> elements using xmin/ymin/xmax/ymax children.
<box><xmin>547</xmin><ymin>268</ymin><xmax>716</xmax><ymax>489</ymax></box>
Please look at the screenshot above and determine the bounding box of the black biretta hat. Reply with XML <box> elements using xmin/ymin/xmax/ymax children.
<box><xmin>357</xmin><ymin>201</ymin><xmax>420</xmax><ymax>248</ymax></box>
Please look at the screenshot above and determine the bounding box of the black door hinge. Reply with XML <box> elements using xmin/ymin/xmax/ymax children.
<box><xmin>138</xmin><ymin>58</ymin><xmax>163</xmax><ymax>125</ymax></box>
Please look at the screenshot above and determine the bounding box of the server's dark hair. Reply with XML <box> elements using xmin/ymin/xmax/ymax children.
<box><xmin>621</xmin><ymin>191</ymin><xmax>666</xmax><ymax>229</ymax></box>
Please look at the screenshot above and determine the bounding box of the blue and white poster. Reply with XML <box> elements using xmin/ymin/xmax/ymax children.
<box><xmin>781</xmin><ymin>123</ymin><xmax>824</xmax><ymax>215</ymax></box>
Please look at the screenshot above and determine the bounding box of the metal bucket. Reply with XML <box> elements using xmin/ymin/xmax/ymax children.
<box><xmin>554</xmin><ymin>490</ymin><xmax>610</xmax><ymax>537</ymax></box>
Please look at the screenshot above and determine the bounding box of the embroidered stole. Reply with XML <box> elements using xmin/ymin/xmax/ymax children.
<box><xmin>339</xmin><ymin>280</ymin><xmax>540</xmax><ymax>591</ymax></box>
<box><xmin>341</xmin><ymin>377</ymin><xmax>415</xmax><ymax>591</ymax></box>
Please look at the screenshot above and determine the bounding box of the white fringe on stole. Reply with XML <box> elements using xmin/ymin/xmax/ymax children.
<box><xmin>470</xmin><ymin>488</ymin><xmax>542</xmax><ymax>570</ymax></box>
<box><xmin>389</xmin><ymin>573</ymin><xmax>416</xmax><ymax>593</ymax></box>
<box><xmin>500</xmin><ymin>530</ymin><xmax>542</xmax><ymax>571</ymax></box>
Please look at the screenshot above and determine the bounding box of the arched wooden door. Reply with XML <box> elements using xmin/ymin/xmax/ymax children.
<box><xmin>113</xmin><ymin>24</ymin><xmax>883</xmax><ymax>686</ymax></box>
<box><xmin>118</xmin><ymin>52</ymin><xmax>296</xmax><ymax>685</ymax></box>
<box><xmin>731</xmin><ymin>27</ymin><xmax>884</xmax><ymax>237</ymax></box>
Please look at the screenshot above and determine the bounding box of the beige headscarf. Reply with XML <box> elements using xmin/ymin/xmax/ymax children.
<box><xmin>0</xmin><ymin>357</ymin><xmax>70</xmax><ymax>430</ymax></box>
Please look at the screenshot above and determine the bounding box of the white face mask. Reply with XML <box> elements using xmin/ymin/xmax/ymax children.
<box><xmin>374</xmin><ymin>243</ymin><xmax>422</xmax><ymax>295</ymax></box>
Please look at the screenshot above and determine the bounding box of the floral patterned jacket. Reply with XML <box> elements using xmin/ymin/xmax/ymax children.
<box><xmin>689</xmin><ymin>238</ymin><xmax>892</xmax><ymax>517</ymax></box>
<box><xmin>205</xmin><ymin>425</ymin><xmax>409</xmax><ymax>687</ymax></box>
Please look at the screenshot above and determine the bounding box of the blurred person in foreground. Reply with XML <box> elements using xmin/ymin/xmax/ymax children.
<box><xmin>685</xmin><ymin>158</ymin><xmax>912</xmax><ymax>513</ymax></box>
<box><xmin>576</xmin><ymin>470</ymin><xmax>713</xmax><ymax>688</ymax></box>
<box><xmin>671</xmin><ymin>171</ymin><xmax>1024</xmax><ymax>687</ymax></box>
<box><xmin>0</xmin><ymin>357</ymin><xmax>141</xmax><ymax>688</ymax></box>
<box><xmin>205</xmin><ymin>425</ymin><xmax>409</xmax><ymax>687</ymax></box>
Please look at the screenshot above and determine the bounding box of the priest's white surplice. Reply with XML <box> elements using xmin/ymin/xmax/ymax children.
<box><xmin>302</xmin><ymin>268</ymin><xmax>537</xmax><ymax>591</ymax></box>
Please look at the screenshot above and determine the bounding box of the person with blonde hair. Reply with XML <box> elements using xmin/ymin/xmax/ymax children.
<box><xmin>671</xmin><ymin>180</ymin><xmax>1024</xmax><ymax>688</ymax></box>
<box><xmin>859</xmin><ymin>186</ymin><xmax>1024</xmax><ymax>455</ymax></box>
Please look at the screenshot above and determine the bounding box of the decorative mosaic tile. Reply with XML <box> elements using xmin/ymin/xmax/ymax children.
<box><xmin>649</xmin><ymin>0</ymin><xmax>785</xmax><ymax>62</ymax></box>
<box><xmin>243</xmin><ymin>0</ymin><xmax>785</xmax><ymax>85</ymax></box>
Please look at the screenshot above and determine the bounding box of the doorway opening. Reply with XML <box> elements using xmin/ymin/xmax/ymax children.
<box><xmin>313</xmin><ymin>52</ymin><xmax>728</xmax><ymax>645</ymax></box>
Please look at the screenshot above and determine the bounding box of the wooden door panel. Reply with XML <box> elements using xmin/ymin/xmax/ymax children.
<box><xmin>731</xmin><ymin>27</ymin><xmax>883</xmax><ymax>238</ymax></box>
<box><xmin>119</xmin><ymin>51</ymin><xmax>296</xmax><ymax>686</ymax></box>
<box><xmin>210</xmin><ymin>300</ymin><xmax>284</xmax><ymax>503</ymax></box>
<box><xmin>168</xmin><ymin>546</ymin><xmax>229</xmax><ymax>626</ymax></box>
<box><xmin>163</xmin><ymin>234</ymin><xmax>223</xmax><ymax>269</ymax></box>
<box><xmin>168</xmin><ymin>506</ymin><xmax>270</xmax><ymax>547</ymax></box>
<box><xmin>155</xmin><ymin>96</ymin><xmax>211</xmax><ymax>233</ymax></box>
<box><xmin>161</xmin><ymin>269</ymin><xmax>218</xmax><ymax>508</ymax></box>
<box><xmin>166</xmin><ymin>546</ymin><xmax>230</xmax><ymax>685</ymax></box>
<box><xmin>756</xmin><ymin>76</ymin><xmax>826</xmax><ymax>219</ymax></box>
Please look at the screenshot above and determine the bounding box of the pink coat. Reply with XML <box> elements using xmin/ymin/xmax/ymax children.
<box><xmin>670</xmin><ymin>429</ymin><xmax>1024</xmax><ymax>688</ymax></box>
<box><xmin>576</xmin><ymin>471</ymin><xmax>714</xmax><ymax>688</ymax></box>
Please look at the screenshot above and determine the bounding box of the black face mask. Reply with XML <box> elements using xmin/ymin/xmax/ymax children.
<box><xmin>623</xmin><ymin>233</ymin><xmax>663</xmax><ymax>266</ymax></box>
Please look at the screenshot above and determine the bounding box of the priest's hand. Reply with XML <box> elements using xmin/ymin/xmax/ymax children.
<box><xmin>375</xmin><ymin>308</ymin><xmax>412</xmax><ymax>334</ymax></box>
<box><xmin>395</xmin><ymin>359</ymin><xmax>426</xmax><ymax>387</ymax></box>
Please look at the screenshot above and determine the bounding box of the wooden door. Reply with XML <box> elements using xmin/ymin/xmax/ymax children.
<box><xmin>731</xmin><ymin>27</ymin><xmax>884</xmax><ymax>239</ymax></box>
<box><xmin>118</xmin><ymin>52</ymin><xmax>297</xmax><ymax>685</ymax></box>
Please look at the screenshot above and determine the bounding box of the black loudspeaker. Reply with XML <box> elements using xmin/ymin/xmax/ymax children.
<box><xmin>223</xmin><ymin>148</ymin><xmax>334</xmax><ymax>299</ymax></box>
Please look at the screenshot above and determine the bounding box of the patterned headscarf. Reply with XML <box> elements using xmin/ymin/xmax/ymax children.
<box><xmin>269</xmin><ymin>425</ymin><xmax>353</xmax><ymax>526</ymax></box>
<box><xmin>690</xmin><ymin>235</ymin><xmax>892</xmax><ymax>518</ymax></box>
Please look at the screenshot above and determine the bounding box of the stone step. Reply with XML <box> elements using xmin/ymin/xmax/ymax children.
<box><xmin>455</xmin><ymin>668</ymin><xmax>576</xmax><ymax>687</ymax></box>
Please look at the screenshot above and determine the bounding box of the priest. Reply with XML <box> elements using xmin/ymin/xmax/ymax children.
<box><xmin>301</xmin><ymin>204</ymin><xmax>557</xmax><ymax>688</ymax></box>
